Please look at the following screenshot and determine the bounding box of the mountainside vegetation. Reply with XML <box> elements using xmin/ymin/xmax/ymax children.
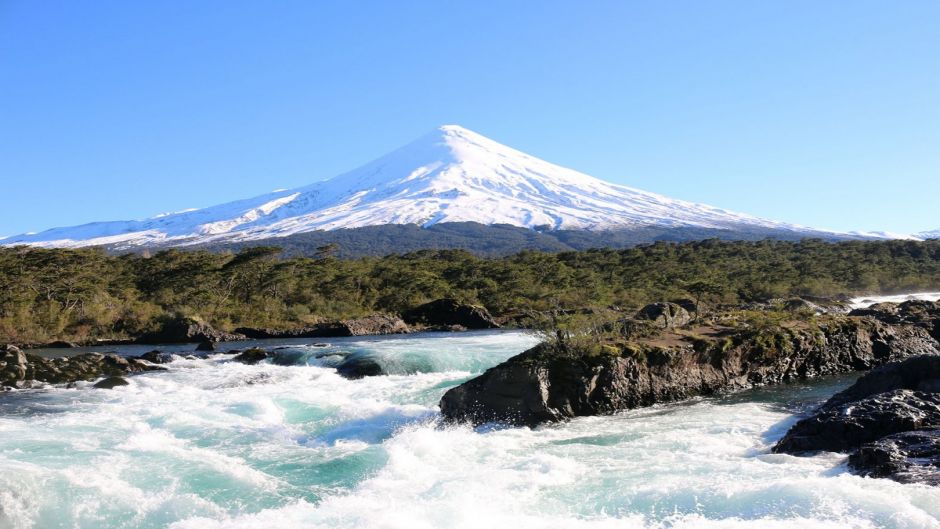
<box><xmin>1</xmin><ymin>238</ymin><xmax>939</xmax><ymax>344</ymax></box>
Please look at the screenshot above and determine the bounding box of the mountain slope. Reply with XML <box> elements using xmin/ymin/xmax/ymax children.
<box><xmin>3</xmin><ymin>125</ymin><xmax>851</xmax><ymax>249</ymax></box>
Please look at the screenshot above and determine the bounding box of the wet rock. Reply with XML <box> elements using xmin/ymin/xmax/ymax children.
<box><xmin>195</xmin><ymin>340</ymin><xmax>216</xmax><ymax>352</ymax></box>
<box><xmin>634</xmin><ymin>302</ymin><xmax>691</xmax><ymax>329</ymax></box>
<box><xmin>335</xmin><ymin>355</ymin><xmax>384</xmax><ymax>379</ymax></box>
<box><xmin>136</xmin><ymin>316</ymin><xmax>245</xmax><ymax>344</ymax></box>
<box><xmin>782</xmin><ymin>298</ymin><xmax>824</xmax><ymax>314</ymax></box>
<box><xmin>849</xmin><ymin>430</ymin><xmax>940</xmax><ymax>485</ymax></box>
<box><xmin>402</xmin><ymin>299</ymin><xmax>499</xmax><ymax>330</ymax></box>
<box><xmin>231</xmin><ymin>348</ymin><xmax>271</xmax><ymax>365</ymax></box>
<box><xmin>94</xmin><ymin>376</ymin><xmax>129</xmax><ymax>389</ymax></box>
<box><xmin>772</xmin><ymin>389</ymin><xmax>940</xmax><ymax>453</ymax></box>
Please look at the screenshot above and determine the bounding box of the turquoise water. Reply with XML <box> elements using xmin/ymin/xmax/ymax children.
<box><xmin>1</xmin><ymin>330</ymin><xmax>939</xmax><ymax>529</ymax></box>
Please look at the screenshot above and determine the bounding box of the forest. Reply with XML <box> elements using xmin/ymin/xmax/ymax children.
<box><xmin>1</xmin><ymin>238</ymin><xmax>939</xmax><ymax>344</ymax></box>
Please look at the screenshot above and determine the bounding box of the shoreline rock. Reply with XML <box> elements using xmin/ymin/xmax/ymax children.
<box><xmin>440</xmin><ymin>315</ymin><xmax>940</xmax><ymax>427</ymax></box>
<box><xmin>236</xmin><ymin>314</ymin><xmax>410</xmax><ymax>339</ymax></box>
<box><xmin>402</xmin><ymin>299</ymin><xmax>499</xmax><ymax>330</ymax></box>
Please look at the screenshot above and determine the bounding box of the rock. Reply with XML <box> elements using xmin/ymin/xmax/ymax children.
<box><xmin>850</xmin><ymin>300</ymin><xmax>940</xmax><ymax>341</ymax></box>
<box><xmin>136</xmin><ymin>316</ymin><xmax>245</xmax><ymax>344</ymax></box>
<box><xmin>337</xmin><ymin>314</ymin><xmax>410</xmax><ymax>336</ymax></box>
<box><xmin>849</xmin><ymin>430</ymin><xmax>940</xmax><ymax>485</ymax></box>
<box><xmin>822</xmin><ymin>354</ymin><xmax>940</xmax><ymax>409</ymax></box>
<box><xmin>772</xmin><ymin>389</ymin><xmax>940</xmax><ymax>453</ymax></box>
<box><xmin>335</xmin><ymin>355</ymin><xmax>384</xmax><ymax>379</ymax></box>
<box><xmin>231</xmin><ymin>348</ymin><xmax>271</xmax><ymax>365</ymax></box>
<box><xmin>236</xmin><ymin>314</ymin><xmax>410</xmax><ymax>339</ymax></box>
<box><xmin>440</xmin><ymin>318</ymin><xmax>940</xmax><ymax>427</ymax></box>
<box><xmin>2</xmin><ymin>347</ymin><xmax>163</xmax><ymax>387</ymax></box>
<box><xmin>136</xmin><ymin>350</ymin><xmax>175</xmax><ymax>364</ymax></box>
<box><xmin>634</xmin><ymin>302</ymin><xmax>691</xmax><ymax>329</ymax></box>
<box><xmin>402</xmin><ymin>299</ymin><xmax>499</xmax><ymax>329</ymax></box>
<box><xmin>44</xmin><ymin>340</ymin><xmax>79</xmax><ymax>348</ymax></box>
<box><xmin>94</xmin><ymin>376</ymin><xmax>129</xmax><ymax>389</ymax></box>
<box><xmin>195</xmin><ymin>340</ymin><xmax>216</xmax><ymax>352</ymax></box>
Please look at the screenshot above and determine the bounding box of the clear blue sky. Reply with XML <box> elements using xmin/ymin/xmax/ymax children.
<box><xmin>2</xmin><ymin>1</ymin><xmax>938</xmax><ymax>237</ymax></box>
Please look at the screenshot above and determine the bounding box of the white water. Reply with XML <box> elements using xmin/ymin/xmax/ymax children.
<box><xmin>849</xmin><ymin>292</ymin><xmax>940</xmax><ymax>310</ymax></box>
<box><xmin>1</xmin><ymin>331</ymin><xmax>939</xmax><ymax>529</ymax></box>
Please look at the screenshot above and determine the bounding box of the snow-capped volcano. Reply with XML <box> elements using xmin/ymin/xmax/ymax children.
<box><xmin>4</xmin><ymin>125</ymin><xmax>845</xmax><ymax>248</ymax></box>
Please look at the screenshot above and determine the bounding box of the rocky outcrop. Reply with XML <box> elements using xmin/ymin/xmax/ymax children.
<box><xmin>774</xmin><ymin>354</ymin><xmax>940</xmax><ymax>485</ymax></box>
<box><xmin>402</xmin><ymin>299</ymin><xmax>499</xmax><ymax>330</ymax></box>
<box><xmin>231</xmin><ymin>348</ymin><xmax>271</xmax><ymax>365</ymax></box>
<box><xmin>137</xmin><ymin>316</ymin><xmax>245</xmax><ymax>344</ymax></box>
<box><xmin>235</xmin><ymin>314</ymin><xmax>410</xmax><ymax>339</ymax></box>
<box><xmin>440</xmin><ymin>317</ymin><xmax>940</xmax><ymax>427</ymax></box>
<box><xmin>2</xmin><ymin>345</ymin><xmax>164</xmax><ymax>388</ymax></box>
<box><xmin>635</xmin><ymin>302</ymin><xmax>691</xmax><ymax>328</ymax></box>
<box><xmin>94</xmin><ymin>376</ymin><xmax>129</xmax><ymax>389</ymax></box>
<box><xmin>335</xmin><ymin>355</ymin><xmax>384</xmax><ymax>379</ymax></box>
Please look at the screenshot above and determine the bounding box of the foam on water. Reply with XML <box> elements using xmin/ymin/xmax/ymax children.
<box><xmin>1</xmin><ymin>330</ymin><xmax>938</xmax><ymax>529</ymax></box>
<box><xmin>849</xmin><ymin>292</ymin><xmax>940</xmax><ymax>309</ymax></box>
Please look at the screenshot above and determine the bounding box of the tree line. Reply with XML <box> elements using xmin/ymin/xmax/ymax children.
<box><xmin>1</xmin><ymin>238</ymin><xmax>938</xmax><ymax>343</ymax></box>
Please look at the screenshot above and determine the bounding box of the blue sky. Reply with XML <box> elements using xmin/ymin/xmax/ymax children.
<box><xmin>1</xmin><ymin>1</ymin><xmax>938</xmax><ymax>236</ymax></box>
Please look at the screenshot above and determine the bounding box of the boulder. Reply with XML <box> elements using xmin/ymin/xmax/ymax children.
<box><xmin>402</xmin><ymin>299</ymin><xmax>499</xmax><ymax>330</ymax></box>
<box><xmin>782</xmin><ymin>298</ymin><xmax>824</xmax><ymax>314</ymax></box>
<box><xmin>849</xmin><ymin>430</ymin><xmax>940</xmax><ymax>485</ymax></box>
<box><xmin>136</xmin><ymin>350</ymin><xmax>175</xmax><ymax>364</ymax></box>
<box><xmin>136</xmin><ymin>316</ymin><xmax>245</xmax><ymax>344</ymax></box>
<box><xmin>231</xmin><ymin>348</ymin><xmax>271</xmax><ymax>365</ymax></box>
<box><xmin>335</xmin><ymin>355</ymin><xmax>385</xmax><ymax>379</ymax></box>
<box><xmin>440</xmin><ymin>318</ymin><xmax>940</xmax><ymax>427</ymax></box>
<box><xmin>634</xmin><ymin>302</ymin><xmax>692</xmax><ymax>329</ymax></box>
<box><xmin>94</xmin><ymin>376</ymin><xmax>129</xmax><ymax>389</ymax></box>
<box><xmin>772</xmin><ymin>389</ymin><xmax>940</xmax><ymax>453</ymax></box>
<box><xmin>44</xmin><ymin>340</ymin><xmax>79</xmax><ymax>348</ymax></box>
<box><xmin>195</xmin><ymin>340</ymin><xmax>216</xmax><ymax>352</ymax></box>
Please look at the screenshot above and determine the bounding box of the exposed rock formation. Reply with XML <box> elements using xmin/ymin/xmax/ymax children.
<box><xmin>440</xmin><ymin>316</ymin><xmax>940</xmax><ymax>427</ymax></box>
<box><xmin>137</xmin><ymin>316</ymin><xmax>245</xmax><ymax>344</ymax></box>
<box><xmin>774</xmin><ymin>354</ymin><xmax>940</xmax><ymax>485</ymax></box>
<box><xmin>402</xmin><ymin>299</ymin><xmax>499</xmax><ymax>330</ymax></box>
<box><xmin>236</xmin><ymin>314</ymin><xmax>410</xmax><ymax>339</ymax></box>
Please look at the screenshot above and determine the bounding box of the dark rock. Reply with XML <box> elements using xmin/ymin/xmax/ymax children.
<box><xmin>335</xmin><ymin>355</ymin><xmax>384</xmax><ymax>379</ymax></box>
<box><xmin>823</xmin><ymin>354</ymin><xmax>940</xmax><ymax>409</ymax></box>
<box><xmin>850</xmin><ymin>300</ymin><xmax>940</xmax><ymax>341</ymax></box>
<box><xmin>136</xmin><ymin>316</ymin><xmax>245</xmax><ymax>344</ymax></box>
<box><xmin>634</xmin><ymin>302</ymin><xmax>691</xmax><ymax>329</ymax></box>
<box><xmin>195</xmin><ymin>340</ymin><xmax>216</xmax><ymax>352</ymax></box>
<box><xmin>440</xmin><ymin>318</ymin><xmax>940</xmax><ymax>427</ymax></box>
<box><xmin>773</xmin><ymin>389</ymin><xmax>940</xmax><ymax>453</ymax></box>
<box><xmin>231</xmin><ymin>348</ymin><xmax>271</xmax><ymax>365</ymax></box>
<box><xmin>402</xmin><ymin>299</ymin><xmax>499</xmax><ymax>330</ymax></box>
<box><xmin>44</xmin><ymin>340</ymin><xmax>79</xmax><ymax>348</ymax></box>
<box><xmin>94</xmin><ymin>376</ymin><xmax>129</xmax><ymax>389</ymax></box>
<box><xmin>236</xmin><ymin>314</ymin><xmax>410</xmax><ymax>339</ymax></box>
<box><xmin>137</xmin><ymin>350</ymin><xmax>175</xmax><ymax>364</ymax></box>
<box><xmin>849</xmin><ymin>430</ymin><xmax>940</xmax><ymax>485</ymax></box>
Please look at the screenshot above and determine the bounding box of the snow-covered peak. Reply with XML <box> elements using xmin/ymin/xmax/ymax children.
<box><xmin>0</xmin><ymin>125</ymin><xmax>873</xmax><ymax>249</ymax></box>
<box><xmin>917</xmin><ymin>229</ymin><xmax>940</xmax><ymax>240</ymax></box>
